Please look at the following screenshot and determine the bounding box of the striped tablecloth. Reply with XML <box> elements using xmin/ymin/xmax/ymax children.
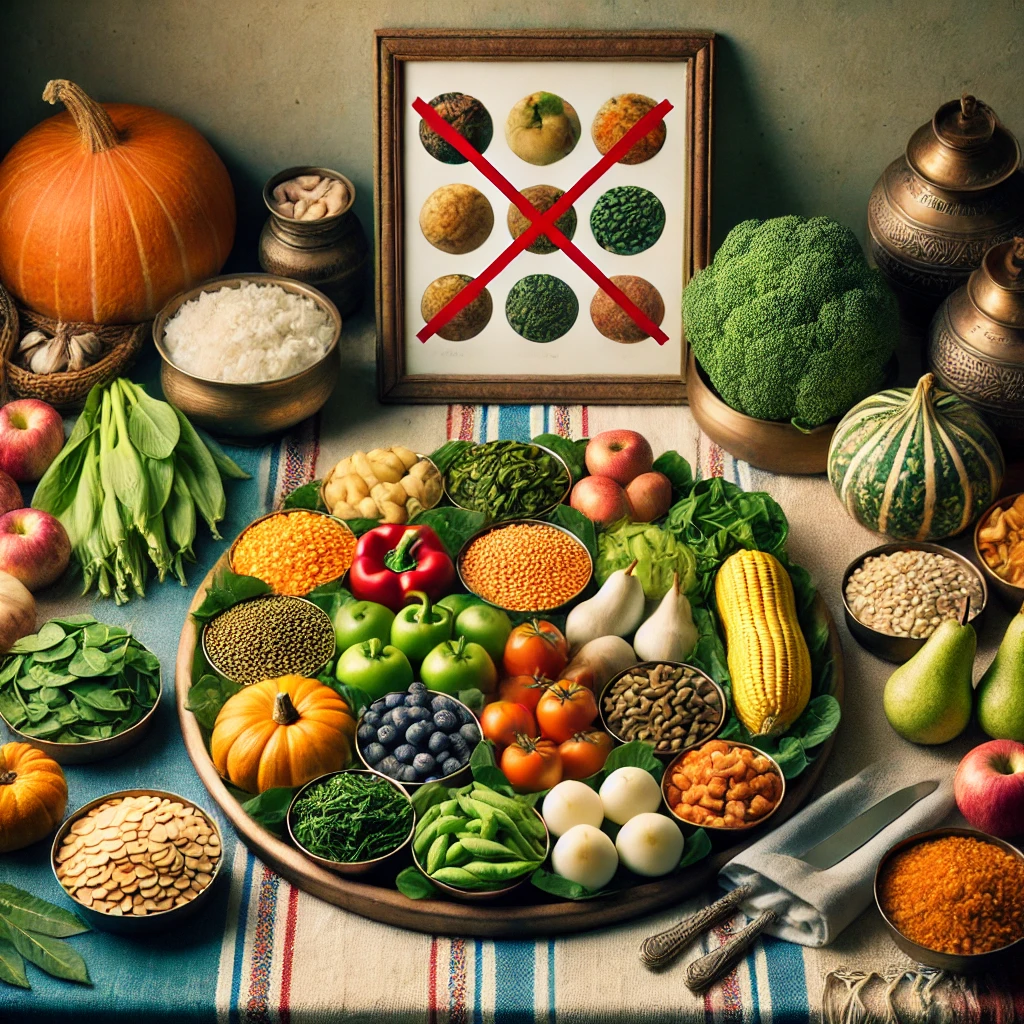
<box><xmin>3</xmin><ymin>367</ymin><xmax>1022</xmax><ymax>1024</ymax></box>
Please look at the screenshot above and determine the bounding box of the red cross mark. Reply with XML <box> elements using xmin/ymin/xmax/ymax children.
<box><xmin>413</xmin><ymin>96</ymin><xmax>672</xmax><ymax>345</ymax></box>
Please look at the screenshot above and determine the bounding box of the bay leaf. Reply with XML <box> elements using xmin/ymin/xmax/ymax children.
<box><xmin>0</xmin><ymin>917</ymin><xmax>91</xmax><ymax>985</ymax></box>
<box><xmin>0</xmin><ymin>936</ymin><xmax>28</xmax><ymax>988</ymax></box>
<box><xmin>0</xmin><ymin>885</ymin><xmax>89</xmax><ymax>938</ymax></box>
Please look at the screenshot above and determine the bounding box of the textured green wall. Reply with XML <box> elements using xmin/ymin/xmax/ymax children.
<box><xmin>2</xmin><ymin>0</ymin><xmax>1022</xmax><ymax>266</ymax></box>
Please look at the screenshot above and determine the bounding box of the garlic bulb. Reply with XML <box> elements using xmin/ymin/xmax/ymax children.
<box><xmin>17</xmin><ymin>330</ymin><xmax>49</xmax><ymax>358</ymax></box>
<box><xmin>68</xmin><ymin>332</ymin><xmax>102</xmax><ymax>371</ymax></box>
<box><xmin>29</xmin><ymin>340</ymin><xmax>69</xmax><ymax>374</ymax></box>
<box><xmin>18</xmin><ymin>329</ymin><xmax>102</xmax><ymax>375</ymax></box>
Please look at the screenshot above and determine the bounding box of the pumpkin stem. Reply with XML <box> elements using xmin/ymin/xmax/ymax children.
<box><xmin>272</xmin><ymin>691</ymin><xmax>301</xmax><ymax>726</ymax></box>
<box><xmin>43</xmin><ymin>80</ymin><xmax>119</xmax><ymax>153</ymax></box>
<box><xmin>0</xmin><ymin>771</ymin><xmax>16</xmax><ymax>786</ymax></box>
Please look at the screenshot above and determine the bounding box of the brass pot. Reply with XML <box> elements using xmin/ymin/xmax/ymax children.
<box><xmin>928</xmin><ymin>237</ymin><xmax>1024</xmax><ymax>442</ymax></box>
<box><xmin>868</xmin><ymin>95</ymin><xmax>1024</xmax><ymax>337</ymax></box>
<box><xmin>259</xmin><ymin>166</ymin><xmax>369</xmax><ymax>318</ymax></box>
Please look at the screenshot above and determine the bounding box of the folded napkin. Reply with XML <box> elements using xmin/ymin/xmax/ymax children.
<box><xmin>718</xmin><ymin>763</ymin><xmax>954</xmax><ymax>946</ymax></box>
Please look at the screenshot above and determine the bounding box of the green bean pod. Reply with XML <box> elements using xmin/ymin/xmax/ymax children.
<box><xmin>445</xmin><ymin>841</ymin><xmax>470</xmax><ymax>866</ymax></box>
<box><xmin>426</xmin><ymin>833</ymin><xmax>449</xmax><ymax>874</ymax></box>
<box><xmin>458</xmin><ymin>836</ymin><xmax>520</xmax><ymax>860</ymax></box>
<box><xmin>431</xmin><ymin>866</ymin><xmax>492</xmax><ymax>889</ymax></box>
<box><xmin>461</xmin><ymin>859</ymin><xmax>541</xmax><ymax>883</ymax></box>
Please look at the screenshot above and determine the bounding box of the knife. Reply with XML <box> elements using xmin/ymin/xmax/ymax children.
<box><xmin>640</xmin><ymin>780</ymin><xmax>939</xmax><ymax>976</ymax></box>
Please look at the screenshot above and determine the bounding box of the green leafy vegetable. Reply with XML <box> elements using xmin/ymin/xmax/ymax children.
<box><xmin>596</xmin><ymin>521</ymin><xmax>697</xmax><ymax>600</ymax></box>
<box><xmin>240</xmin><ymin>787</ymin><xmax>298</xmax><ymax>837</ymax></box>
<box><xmin>283</xmin><ymin>481</ymin><xmax>326</xmax><ymax>511</ymax></box>
<box><xmin>0</xmin><ymin>619</ymin><xmax>160</xmax><ymax>744</ymax></box>
<box><xmin>0</xmin><ymin>886</ymin><xmax>90</xmax><ymax>990</ymax></box>
<box><xmin>409</xmin><ymin>507</ymin><xmax>487</xmax><ymax>559</ymax></box>
<box><xmin>428</xmin><ymin>440</ymin><xmax>473</xmax><ymax>474</ymax></box>
<box><xmin>531</xmin><ymin>433</ymin><xmax>587</xmax><ymax>484</ymax></box>
<box><xmin>185</xmin><ymin>674</ymin><xmax>242</xmax><ymax>731</ymax></box>
<box><xmin>396</xmin><ymin>866</ymin><xmax>439</xmax><ymax>900</ymax></box>
<box><xmin>191</xmin><ymin>569</ymin><xmax>272</xmax><ymax>624</ymax></box>
<box><xmin>599</xmin><ymin>740</ymin><xmax>664</xmax><ymax>783</ymax></box>
<box><xmin>304</xmin><ymin>580</ymin><xmax>354</xmax><ymax>619</ymax></box>
<box><xmin>652</xmin><ymin>450</ymin><xmax>693</xmax><ymax>501</ymax></box>
<box><xmin>543</xmin><ymin>503</ymin><xmax>598</xmax><ymax>561</ymax></box>
<box><xmin>468</xmin><ymin>740</ymin><xmax>515</xmax><ymax>795</ymax></box>
<box><xmin>457</xmin><ymin>687</ymin><xmax>485</xmax><ymax>713</ymax></box>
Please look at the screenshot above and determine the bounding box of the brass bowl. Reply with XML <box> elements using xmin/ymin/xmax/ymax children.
<box><xmin>456</xmin><ymin>518</ymin><xmax>593</xmax><ymax>614</ymax></box>
<box><xmin>874</xmin><ymin>827</ymin><xmax>1024</xmax><ymax>972</ymax></box>
<box><xmin>152</xmin><ymin>273</ymin><xmax>341</xmax><ymax>441</ymax></box>
<box><xmin>841</xmin><ymin>541</ymin><xmax>988</xmax><ymax>663</ymax></box>
<box><xmin>973</xmin><ymin>492</ymin><xmax>1024</xmax><ymax>609</ymax></box>
<box><xmin>443</xmin><ymin>442</ymin><xmax>572</xmax><ymax>520</ymax></box>
<box><xmin>411</xmin><ymin>805</ymin><xmax>550</xmax><ymax>902</ymax></box>
<box><xmin>0</xmin><ymin>673</ymin><xmax>161</xmax><ymax>766</ymax></box>
<box><xmin>597</xmin><ymin>661</ymin><xmax>726</xmax><ymax>762</ymax></box>
<box><xmin>51</xmin><ymin>788</ymin><xmax>224</xmax><ymax>934</ymax></box>
<box><xmin>227</xmin><ymin>508</ymin><xmax>356</xmax><ymax>593</ymax></box>
<box><xmin>686</xmin><ymin>352</ymin><xmax>836</xmax><ymax>475</ymax></box>
<box><xmin>661</xmin><ymin>741</ymin><xmax>786</xmax><ymax>838</ymax></box>
<box><xmin>318</xmin><ymin>453</ymin><xmax>443</xmax><ymax>520</ymax></box>
<box><xmin>354</xmin><ymin>689</ymin><xmax>481</xmax><ymax>792</ymax></box>
<box><xmin>286</xmin><ymin>769</ymin><xmax>416</xmax><ymax>877</ymax></box>
<box><xmin>200</xmin><ymin>595</ymin><xmax>336</xmax><ymax>685</ymax></box>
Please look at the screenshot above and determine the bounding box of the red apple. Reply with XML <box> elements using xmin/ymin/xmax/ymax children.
<box><xmin>954</xmin><ymin>739</ymin><xmax>1024</xmax><ymax>838</ymax></box>
<box><xmin>0</xmin><ymin>399</ymin><xmax>65</xmax><ymax>482</ymax></box>
<box><xmin>585</xmin><ymin>430</ymin><xmax>653</xmax><ymax>486</ymax></box>
<box><xmin>0</xmin><ymin>508</ymin><xmax>71</xmax><ymax>592</ymax></box>
<box><xmin>0</xmin><ymin>469</ymin><xmax>23</xmax><ymax>516</ymax></box>
<box><xmin>570</xmin><ymin>475</ymin><xmax>632</xmax><ymax>528</ymax></box>
<box><xmin>625</xmin><ymin>471</ymin><xmax>673</xmax><ymax>523</ymax></box>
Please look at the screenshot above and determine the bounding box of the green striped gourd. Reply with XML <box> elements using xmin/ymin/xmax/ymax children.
<box><xmin>828</xmin><ymin>374</ymin><xmax>1004</xmax><ymax>541</ymax></box>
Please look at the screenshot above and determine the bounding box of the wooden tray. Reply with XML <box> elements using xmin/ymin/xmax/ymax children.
<box><xmin>175</xmin><ymin>554</ymin><xmax>844</xmax><ymax>937</ymax></box>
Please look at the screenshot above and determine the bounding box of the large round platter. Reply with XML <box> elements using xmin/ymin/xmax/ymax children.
<box><xmin>176</xmin><ymin>552</ymin><xmax>844</xmax><ymax>938</ymax></box>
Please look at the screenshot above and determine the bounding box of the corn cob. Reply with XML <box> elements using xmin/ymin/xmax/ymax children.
<box><xmin>715</xmin><ymin>550</ymin><xmax>811</xmax><ymax>735</ymax></box>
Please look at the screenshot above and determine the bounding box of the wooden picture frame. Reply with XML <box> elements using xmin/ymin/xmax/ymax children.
<box><xmin>374</xmin><ymin>29</ymin><xmax>714</xmax><ymax>404</ymax></box>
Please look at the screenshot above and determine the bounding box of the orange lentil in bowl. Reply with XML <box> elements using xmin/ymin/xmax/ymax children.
<box><xmin>231</xmin><ymin>510</ymin><xmax>356</xmax><ymax>596</ymax></box>
<box><xmin>459</xmin><ymin>522</ymin><xmax>591</xmax><ymax>611</ymax></box>
<box><xmin>878</xmin><ymin>835</ymin><xmax>1024</xmax><ymax>955</ymax></box>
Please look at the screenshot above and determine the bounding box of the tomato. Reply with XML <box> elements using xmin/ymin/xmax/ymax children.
<box><xmin>535</xmin><ymin>682</ymin><xmax>598</xmax><ymax>743</ymax></box>
<box><xmin>498</xmin><ymin>673</ymin><xmax>554</xmax><ymax>712</ymax></box>
<box><xmin>480</xmin><ymin>701</ymin><xmax>537</xmax><ymax>749</ymax></box>
<box><xmin>558</xmin><ymin>731</ymin><xmax>614</xmax><ymax>779</ymax></box>
<box><xmin>502</xmin><ymin>620</ymin><xmax>569</xmax><ymax>679</ymax></box>
<box><xmin>500</xmin><ymin>735</ymin><xmax>563</xmax><ymax>793</ymax></box>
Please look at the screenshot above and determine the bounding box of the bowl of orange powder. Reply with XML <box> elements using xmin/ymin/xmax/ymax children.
<box><xmin>874</xmin><ymin>827</ymin><xmax>1024</xmax><ymax>972</ymax></box>
<box><xmin>229</xmin><ymin>509</ymin><xmax>357</xmax><ymax>596</ymax></box>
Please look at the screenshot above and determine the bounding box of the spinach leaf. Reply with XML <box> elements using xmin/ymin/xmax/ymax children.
<box><xmin>678</xmin><ymin>828</ymin><xmax>712</xmax><ymax>868</ymax></box>
<box><xmin>409</xmin><ymin>507</ymin><xmax>486</xmax><ymax>559</ymax></box>
<box><xmin>600</xmin><ymin>740</ymin><xmax>664</xmax><ymax>782</ymax></box>
<box><xmin>457</xmin><ymin>688</ymin><xmax>485</xmax><ymax>713</ymax></box>
<box><xmin>305</xmin><ymin>579</ymin><xmax>353</xmax><ymax>619</ymax></box>
<box><xmin>282</xmin><ymin>481</ymin><xmax>325</xmax><ymax>511</ymax></box>
<box><xmin>543</xmin><ymin>503</ymin><xmax>597</xmax><ymax>561</ymax></box>
<box><xmin>240</xmin><ymin>787</ymin><xmax>297</xmax><ymax>836</ymax></box>
<box><xmin>186</xmin><ymin>674</ymin><xmax>242</xmax><ymax>730</ymax></box>
<box><xmin>530</xmin><ymin>868</ymin><xmax>614</xmax><ymax>901</ymax></box>
<box><xmin>326</xmin><ymin>681</ymin><xmax>368</xmax><ymax>716</ymax></box>
<box><xmin>31</xmin><ymin>638</ymin><xmax>78</xmax><ymax>663</ymax></box>
<box><xmin>192</xmin><ymin>569</ymin><xmax>272</xmax><ymax>624</ymax></box>
<box><xmin>10</xmin><ymin>622</ymin><xmax>66</xmax><ymax>654</ymax></box>
<box><xmin>339</xmin><ymin>518</ymin><xmax>380</xmax><ymax>537</ymax></box>
<box><xmin>468</xmin><ymin>740</ymin><xmax>514</xmax><ymax>795</ymax></box>
<box><xmin>68</xmin><ymin>648</ymin><xmax>114</xmax><ymax>678</ymax></box>
<box><xmin>0</xmin><ymin>657</ymin><xmax>23</xmax><ymax>684</ymax></box>
<box><xmin>652</xmin><ymin>450</ymin><xmax>693</xmax><ymax>501</ymax></box>
<box><xmin>531</xmin><ymin>433</ymin><xmax>587</xmax><ymax>484</ymax></box>
<box><xmin>396</xmin><ymin>866</ymin><xmax>439</xmax><ymax>900</ymax></box>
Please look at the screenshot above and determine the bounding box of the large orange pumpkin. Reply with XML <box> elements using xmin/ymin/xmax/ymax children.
<box><xmin>0</xmin><ymin>80</ymin><xmax>235</xmax><ymax>324</ymax></box>
<box><xmin>210</xmin><ymin>676</ymin><xmax>356</xmax><ymax>794</ymax></box>
<box><xmin>0</xmin><ymin>742</ymin><xmax>68</xmax><ymax>853</ymax></box>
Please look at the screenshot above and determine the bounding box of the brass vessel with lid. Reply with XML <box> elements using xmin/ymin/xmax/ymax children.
<box><xmin>868</xmin><ymin>95</ymin><xmax>1024</xmax><ymax>335</ymax></box>
<box><xmin>928</xmin><ymin>237</ymin><xmax>1024</xmax><ymax>442</ymax></box>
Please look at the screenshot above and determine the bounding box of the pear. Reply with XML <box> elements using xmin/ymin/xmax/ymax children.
<box><xmin>883</xmin><ymin>601</ymin><xmax>975</xmax><ymax>745</ymax></box>
<box><xmin>565</xmin><ymin>560</ymin><xmax>645</xmax><ymax>650</ymax></box>
<box><xmin>977</xmin><ymin>601</ymin><xmax>1024</xmax><ymax>742</ymax></box>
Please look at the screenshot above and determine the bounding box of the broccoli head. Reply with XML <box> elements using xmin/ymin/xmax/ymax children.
<box><xmin>682</xmin><ymin>215</ymin><xmax>898</xmax><ymax>428</ymax></box>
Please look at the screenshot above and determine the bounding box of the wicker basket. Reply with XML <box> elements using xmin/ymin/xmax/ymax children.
<box><xmin>0</xmin><ymin>282</ymin><xmax>147</xmax><ymax>410</ymax></box>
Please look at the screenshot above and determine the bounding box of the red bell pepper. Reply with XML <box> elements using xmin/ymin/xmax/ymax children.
<box><xmin>348</xmin><ymin>524</ymin><xmax>456</xmax><ymax>611</ymax></box>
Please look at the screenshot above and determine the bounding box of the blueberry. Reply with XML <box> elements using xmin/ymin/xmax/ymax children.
<box><xmin>407</xmin><ymin>721</ymin><xmax>434</xmax><ymax>746</ymax></box>
<box><xmin>363</xmin><ymin>742</ymin><xmax>387</xmax><ymax>765</ymax></box>
<box><xmin>449</xmin><ymin>734</ymin><xmax>469</xmax><ymax>759</ymax></box>
<box><xmin>378</xmin><ymin>755</ymin><xmax>401</xmax><ymax>776</ymax></box>
<box><xmin>385</xmin><ymin>692</ymin><xmax>407</xmax><ymax>709</ymax></box>
<box><xmin>379</xmin><ymin>709</ymin><xmax>394</xmax><ymax>726</ymax></box>
<box><xmin>428</xmin><ymin>730</ymin><xmax>451</xmax><ymax>755</ymax></box>
<box><xmin>391</xmin><ymin>707</ymin><xmax>412</xmax><ymax>732</ymax></box>
<box><xmin>413</xmin><ymin>752</ymin><xmax>436</xmax><ymax>775</ymax></box>
<box><xmin>406</xmin><ymin>705</ymin><xmax>432</xmax><ymax>723</ymax></box>
<box><xmin>440</xmin><ymin>757</ymin><xmax>463</xmax><ymax>777</ymax></box>
<box><xmin>409</xmin><ymin>680</ymin><xmax>427</xmax><ymax>692</ymax></box>
<box><xmin>424</xmin><ymin>775</ymin><xmax>440</xmax><ymax>783</ymax></box>
<box><xmin>433</xmin><ymin>709</ymin><xmax>458</xmax><ymax>731</ymax></box>
<box><xmin>395</xmin><ymin>744</ymin><xmax>417</xmax><ymax>765</ymax></box>
<box><xmin>431</xmin><ymin>695</ymin><xmax>457</xmax><ymax>713</ymax></box>
<box><xmin>457</xmin><ymin>706</ymin><xmax>474</xmax><ymax>725</ymax></box>
<box><xmin>376</xmin><ymin>724</ymin><xmax>398</xmax><ymax>747</ymax></box>
<box><xmin>459</xmin><ymin>722</ymin><xmax>480</xmax><ymax>744</ymax></box>
<box><xmin>362</xmin><ymin>709</ymin><xmax>380</xmax><ymax>728</ymax></box>
<box><xmin>357</xmin><ymin>722</ymin><xmax>377</xmax><ymax>743</ymax></box>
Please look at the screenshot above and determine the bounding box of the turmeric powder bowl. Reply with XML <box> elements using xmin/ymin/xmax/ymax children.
<box><xmin>874</xmin><ymin>827</ymin><xmax>1024</xmax><ymax>972</ymax></box>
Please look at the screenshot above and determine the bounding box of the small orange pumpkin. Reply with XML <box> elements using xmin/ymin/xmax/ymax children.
<box><xmin>210</xmin><ymin>675</ymin><xmax>355</xmax><ymax>794</ymax></box>
<box><xmin>0</xmin><ymin>742</ymin><xmax>68</xmax><ymax>853</ymax></box>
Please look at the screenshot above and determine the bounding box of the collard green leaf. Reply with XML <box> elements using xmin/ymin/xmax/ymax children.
<box><xmin>186</xmin><ymin>674</ymin><xmax>242</xmax><ymax>731</ymax></box>
<box><xmin>282</xmin><ymin>481</ymin><xmax>325</xmax><ymax>511</ymax></box>
<box><xmin>0</xmin><ymin>937</ymin><xmax>28</xmax><ymax>988</ymax></box>
<box><xmin>0</xmin><ymin>886</ymin><xmax>89</xmax><ymax>938</ymax></box>
<box><xmin>0</xmin><ymin>917</ymin><xmax>91</xmax><ymax>985</ymax></box>
<box><xmin>396</xmin><ymin>866</ymin><xmax>439</xmax><ymax>900</ymax></box>
<box><xmin>409</xmin><ymin>507</ymin><xmax>486</xmax><ymax>560</ymax></box>
<box><xmin>192</xmin><ymin>570</ymin><xmax>272</xmax><ymax>624</ymax></box>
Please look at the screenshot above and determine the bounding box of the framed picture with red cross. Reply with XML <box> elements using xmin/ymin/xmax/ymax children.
<box><xmin>374</xmin><ymin>29</ymin><xmax>713</xmax><ymax>405</ymax></box>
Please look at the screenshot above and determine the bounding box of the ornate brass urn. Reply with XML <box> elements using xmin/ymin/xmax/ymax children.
<box><xmin>928</xmin><ymin>237</ymin><xmax>1024</xmax><ymax>442</ymax></box>
<box><xmin>868</xmin><ymin>95</ymin><xmax>1024</xmax><ymax>336</ymax></box>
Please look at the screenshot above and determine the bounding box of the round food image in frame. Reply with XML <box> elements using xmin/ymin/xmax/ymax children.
<box><xmin>591</xmin><ymin>275</ymin><xmax>665</xmax><ymax>343</ymax></box>
<box><xmin>419</xmin><ymin>184</ymin><xmax>494</xmax><ymax>254</ymax></box>
<box><xmin>591</xmin><ymin>93</ymin><xmax>667</xmax><ymax>164</ymax></box>
<box><xmin>506</xmin><ymin>274</ymin><xmax>579</xmax><ymax>343</ymax></box>
<box><xmin>505</xmin><ymin>92</ymin><xmax>581</xmax><ymax>166</ymax></box>
<box><xmin>507</xmin><ymin>185</ymin><xmax>577</xmax><ymax>254</ymax></box>
<box><xmin>418</xmin><ymin>92</ymin><xmax>494</xmax><ymax>164</ymax></box>
<box><xmin>590</xmin><ymin>186</ymin><xmax>666</xmax><ymax>256</ymax></box>
<box><xmin>421</xmin><ymin>274</ymin><xmax>493</xmax><ymax>342</ymax></box>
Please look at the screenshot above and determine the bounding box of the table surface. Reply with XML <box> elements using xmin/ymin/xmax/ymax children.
<box><xmin>3</xmin><ymin>321</ymin><xmax>1022</xmax><ymax>1024</ymax></box>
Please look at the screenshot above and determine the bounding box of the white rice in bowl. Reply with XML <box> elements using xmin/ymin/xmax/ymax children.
<box><xmin>162</xmin><ymin>282</ymin><xmax>335</xmax><ymax>383</ymax></box>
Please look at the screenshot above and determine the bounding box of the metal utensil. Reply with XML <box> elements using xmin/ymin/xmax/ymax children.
<box><xmin>640</xmin><ymin>885</ymin><xmax>753</xmax><ymax>969</ymax></box>
<box><xmin>685</xmin><ymin>911</ymin><xmax>778</xmax><ymax>991</ymax></box>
